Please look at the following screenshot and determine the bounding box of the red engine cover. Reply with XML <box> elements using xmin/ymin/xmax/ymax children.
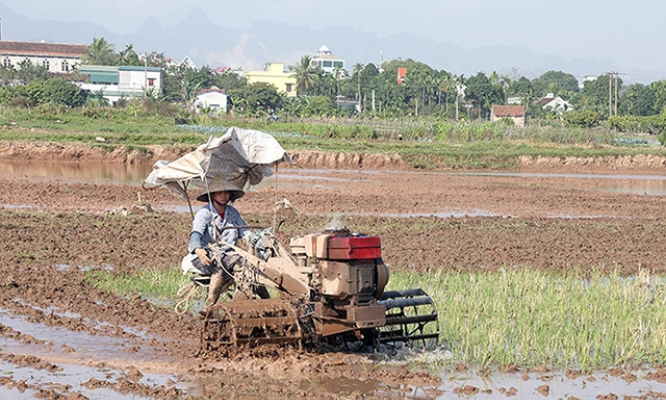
<box><xmin>327</xmin><ymin>235</ymin><xmax>381</xmax><ymax>260</ymax></box>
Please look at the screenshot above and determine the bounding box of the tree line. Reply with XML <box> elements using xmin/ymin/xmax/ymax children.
<box><xmin>1</xmin><ymin>37</ymin><xmax>666</xmax><ymax>133</ymax></box>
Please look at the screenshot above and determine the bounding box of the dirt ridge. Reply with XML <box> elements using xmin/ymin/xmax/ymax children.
<box><xmin>2</xmin><ymin>141</ymin><xmax>666</xmax><ymax>172</ymax></box>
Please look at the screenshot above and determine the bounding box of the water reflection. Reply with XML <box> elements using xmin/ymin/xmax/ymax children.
<box><xmin>0</xmin><ymin>161</ymin><xmax>153</xmax><ymax>184</ymax></box>
<box><xmin>453</xmin><ymin>171</ymin><xmax>666</xmax><ymax>196</ymax></box>
<box><xmin>4</xmin><ymin>161</ymin><xmax>666</xmax><ymax>196</ymax></box>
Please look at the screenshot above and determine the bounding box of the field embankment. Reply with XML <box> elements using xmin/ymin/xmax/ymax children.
<box><xmin>4</xmin><ymin>140</ymin><xmax>666</xmax><ymax>174</ymax></box>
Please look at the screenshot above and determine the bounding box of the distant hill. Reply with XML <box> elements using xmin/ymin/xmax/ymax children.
<box><xmin>1</xmin><ymin>3</ymin><xmax>664</xmax><ymax>85</ymax></box>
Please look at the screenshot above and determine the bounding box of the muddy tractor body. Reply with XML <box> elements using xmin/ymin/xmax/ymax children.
<box><xmin>200</xmin><ymin>228</ymin><xmax>439</xmax><ymax>351</ymax></box>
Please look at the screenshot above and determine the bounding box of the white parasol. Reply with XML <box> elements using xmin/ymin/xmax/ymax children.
<box><xmin>143</xmin><ymin>126</ymin><xmax>290</xmax><ymax>214</ymax></box>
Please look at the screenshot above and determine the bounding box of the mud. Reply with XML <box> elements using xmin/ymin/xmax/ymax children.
<box><xmin>3</xmin><ymin>141</ymin><xmax>666</xmax><ymax>398</ymax></box>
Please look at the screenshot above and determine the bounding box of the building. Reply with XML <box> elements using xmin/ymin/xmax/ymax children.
<box><xmin>0</xmin><ymin>40</ymin><xmax>86</xmax><ymax>73</ymax></box>
<box><xmin>180</xmin><ymin>55</ymin><xmax>196</xmax><ymax>70</ymax></box>
<box><xmin>194</xmin><ymin>86</ymin><xmax>228</xmax><ymax>114</ymax></box>
<box><xmin>77</xmin><ymin>65</ymin><xmax>163</xmax><ymax>105</ymax></box>
<box><xmin>311</xmin><ymin>44</ymin><xmax>344</xmax><ymax>74</ymax></box>
<box><xmin>491</xmin><ymin>105</ymin><xmax>526</xmax><ymax>127</ymax></box>
<box><xmin>537</xmin><ymin>93</ymin><xmax>573</xmax><ymax>113</ymax></box>
<box><xmin>245</xmin><ymin>62</ymin><xmax>296</xmax><ymax>97</ymax></box>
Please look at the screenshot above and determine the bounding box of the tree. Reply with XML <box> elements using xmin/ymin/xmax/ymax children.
<box><xmin>532</xmin><ymin>71</ymin><xmax>579</xmax><ymax>98</ymax></box>
<box><xmin>622</xmin><ymin>84</ymin><xmax>655</xmax><ymax>116</ymax></box>
<box><xmin>509</xmin><ymin>76</ymin><xmax>536</xmax><ymax>113</ymax></box>
<box><xmin>465</xmin><ymin>72</ymin><xmax>503</xmax><ymax>119</ymax></box>
<box><xmin>144</xmin><ymin>52</ymin><xmax>169</xmax><ymax>68</ymax></box>
<box><xmin>82</xmin><ymin>37</ymin><xmax>118</xmax><ymax>66</ymax></box>
<box><xmin>435</xmin><ymin>71</ymin><xmax>455</xmax><ymax>115</ymax></box>
<box><xmin>182</xmin><ymin>66</ymin><xmax>215</xmax><ymax>101</ymax></box>
<box><xmin>0</xmin><ymin>65</ymin><xmax>15</xmax><ymax>86</ymax></box>
<box><xmin>454</xmin><ymin>74</ymin><xmax>466</xmax><ymax>120</ymax></box>
<box><xmin>649</xmin><ymin>80</ymin><xmax>666</xmax><ymax>116</ymax></box>
<box><xmin>572</xmin><ymin>74</ymin><xmax>621</xmax><ymax>116</ymax></box>
<box><xmin>229</xmin><ymin>82</ymin><xmax>282</xmax><ymax>116</ymax></box>
<box><xmin>332</xmin><ymin>66</ymin><xmax>346</xmax><ymax>103</ymax></box>
<box><xmin>43</xmin><ymin>78</ymin><xmax>86</xmax><ymax>107</ymax></box>
<box><xmin>214</xmin><ymin>70</ymin><xmax>247</xmax><ymax>93</ymax></box>
<box><xmin>352</xmin><ymin>63</ymin><xmax>364</xmax><ymax>105</ymax></box>
<box><xmin>119</xmin><ymin>44</ymin><xmax>142</xmax><ymax>66</ymax></box>
<box><xmin>15</xmin><ymin>60</ymin><xmax>51</xmax><ymax>84</ymax></box>
<box><xmin>291</xmin><ymin>56</ymin><xmax>319</xmax><ymax>95</ymax></box>
<box><xmin>302</xmin><ymin>96</ymin><xmax>335</xmax><ymax>117</ymax></box>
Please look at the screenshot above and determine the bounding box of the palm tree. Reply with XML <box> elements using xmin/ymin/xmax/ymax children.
<box><xmin>145</xmin><ymin>52</ymin><xmax>168</xmax><ymax>68</ymax></box>
<box><xmin>119</xmin><ymin>44</ymin><xmax>141</xmax><ymax>66</ymax></box>
<box><xmin>290</xmin><ymin>56</ymin><xmax>319</xmax><ymax>95</ymax></box>
<box><xmin>500</xmin><ymin>75</ymin><xmax>512</xmax><ymax>104</ymax></box>
<box><xmin>352</xmin><ymin>63</ymin><xmax>364</xmax><ymax>102</ymax></box>
<box><xmin>454</xmin><ymin>74</ymin><xmax>467</xmax><ymax>120</ymax></box>
<box><xmin>332</xmin><ymin>66</ymin><xmax>346</xmax><ymax>107</ymax></box>
<box><xmin>82</xmin><ymin>37</ymin><xmax>117</xmax><ymax>66</ymax></box>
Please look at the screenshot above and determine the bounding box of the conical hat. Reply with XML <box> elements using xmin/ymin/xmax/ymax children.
<box><xmin>196</xmin><ymin>175</ymin><xmax>247</xmax><ymax>202</ymax></box>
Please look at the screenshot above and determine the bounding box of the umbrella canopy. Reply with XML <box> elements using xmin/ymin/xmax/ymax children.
<box><xmin>143</xmin><ymin>126</ymin><xmax>290</xmax><ymax>200</ymax></box>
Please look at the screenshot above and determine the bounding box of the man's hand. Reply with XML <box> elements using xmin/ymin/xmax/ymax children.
<box><xmin>195</xmin><ymin>247</ymin><xmax>211</xmax><ymax>266</ymax></box>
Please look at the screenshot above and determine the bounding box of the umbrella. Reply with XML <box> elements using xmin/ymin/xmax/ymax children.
<box><xmin>143</xmin><ymin>126</ymin><xmax>291</xmax><ymax>216</ymax></box>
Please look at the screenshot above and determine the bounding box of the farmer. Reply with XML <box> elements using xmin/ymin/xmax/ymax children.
<box><xmin>182</xmin><ymin>175</ymin><xmax>266</xmax><ymax>310</ymax></box>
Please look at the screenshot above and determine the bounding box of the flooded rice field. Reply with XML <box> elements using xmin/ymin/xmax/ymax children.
<box><xmin>3</xmin><ymin>153</ymin><xmax>666</xmax><ymax>398</ymax></box>
<box><xmin>5</xmin><ymin>160</ymin><xmax>666</xmax><ymax>219</ymax></box>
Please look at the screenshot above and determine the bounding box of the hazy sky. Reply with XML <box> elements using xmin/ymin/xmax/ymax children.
<box><xmin>6</xmin><ymin>0</ymin><xmax>666</xmax><ymax>71</ymax></box>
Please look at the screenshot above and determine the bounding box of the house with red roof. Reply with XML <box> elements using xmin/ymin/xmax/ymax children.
<box><xmin>490</xmin><ymin>105</ymin><xmax>526</xmax><ymax>127</ymax></box>
<box><xmin>0</xmin><ymin>40</ymin><xmax>86</xmax><ymax>73</ymax></box>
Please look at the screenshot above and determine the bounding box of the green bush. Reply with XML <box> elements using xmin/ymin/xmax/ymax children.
<box><xmin>563</xmin><ymin>110</ymin><xmax>601</xmax><ymax>128</ymax></box>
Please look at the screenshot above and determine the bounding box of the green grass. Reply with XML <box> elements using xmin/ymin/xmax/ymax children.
<box><xmin>3</xmin><ymin>124</ymin><xmax>665</xmax><ymax>171</ymax></box>
<box><xmin>1</xmin><ymin>105</ymin><xmax>666</xmax><ymax>170</ymax></box>
<box><xmin>87</xmin><ymin>263</ymin><xmax>666</xmax><ymax>370</ymax></box>
<box><xmin>85</xmin><ymin>265</ymin><xmax>204</xmax><ymax>311</ymax></box>
<box><xmin>388</xmin><ymin>268</ymin><xmax>666</xmax><ymax>370</ymax></box>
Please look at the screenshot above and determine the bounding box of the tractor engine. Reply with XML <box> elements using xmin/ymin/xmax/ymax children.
<box><xmin>290</xmin><ymin>229</ymin><xmax>390</xmax><ymax>337</ymax></box>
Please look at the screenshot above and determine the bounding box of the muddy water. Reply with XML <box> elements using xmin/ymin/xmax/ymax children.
<box><xmin>4</xmin><ymin>160</ymin><xmax>666</xmax><ymax>197</ymax></box>
<box><xmin>7</xmin><ymin>160</ymin><xmax>666</xmax><ymax>398</ymax></box>
<box><xmin>0</xmin><ymin>307</ymin><xmax>188</xmax><ymax>398</ymax></box>
<box><xmin>454</xmin><ymin>171</ymin><xmax>666</xmax><ymax>196</ymax></box>
<box><xmin>0</xmin><ymin>360</ymin><xmax>157</xmax><ymax>400</ymax></box>
<box><xmin>0</xmin><ymin>160</ymin><xmax>154</xmax><ymax>184</ymax></box>
<box><xmin>434</xmin><ymin>367</ymin><xmax>666</xmax><ymax>399</ymax></box>
<box><xmin>384</xmin><ymin>350</ymin><xmax>666</xmax><ymax>399</ymax></box>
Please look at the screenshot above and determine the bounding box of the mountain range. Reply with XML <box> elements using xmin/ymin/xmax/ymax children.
<box><xmin>1</xmin><ymin>3</ymin><xmax>664</xmax><ymax>85</ymax></box>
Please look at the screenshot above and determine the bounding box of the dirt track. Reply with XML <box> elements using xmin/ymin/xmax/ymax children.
<box><xmin>2</xmin><ymin>143</ymin><xmax>666</xmax><ymax>399</ymax></box>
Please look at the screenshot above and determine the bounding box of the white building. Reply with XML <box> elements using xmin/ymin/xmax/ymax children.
<box><xmin>537</xmin><ymin>93</ymin><xmax>574</xmax><ymax>113</ymax></box>
<box><xmin>311</xmin><ymin>44</ymin><xmax>344</xmax><ymax>74</ymax></box>
<box><xmin>180</xmin><ymin>55</ymin><xmax>196</xmax><ymax>70</ymax></box>
<box><xmin>78</xmin><ymin>65</ymin><xmax>163</xmax><ymax>105</ymax></box>
<box><xmin>194</xmin><ymin>87</ymin><xmax>228</xmax><ymax>114</ymax></box>
<box><xmin>0</xmin><ymin>40</ymin><xmax>86</xmax><ymax>73</ymax></box>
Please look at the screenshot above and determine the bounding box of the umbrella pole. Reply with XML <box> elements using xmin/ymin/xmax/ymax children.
<box><xmin>181</xmin><ymin>181</ymin><xmax>195</xmax><ymax>220</ymax></box>
<box><xmin>273</xmin><ymin>163</ymin><xmax>279</xmax><ymax>230</ymax></box>
<box><xmin>186</xmin><ymin>196</ymin><xmax>194</xmax><ymax>220</ymax></box>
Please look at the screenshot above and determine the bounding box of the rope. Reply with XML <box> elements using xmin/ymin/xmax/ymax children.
<box><xmin>174</xmin><ymin>280</ymin><xmax>201</xmax><ymax>315</ymax></box>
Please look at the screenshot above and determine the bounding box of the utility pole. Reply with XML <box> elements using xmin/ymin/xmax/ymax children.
<box><xmin>606</xmin><ymin>71</ymin><xmax>624</xmax><ymax>117</ymax></box>
<box><xmin>608</xmin><ymin>72</ymin><xmax>613</xmax><ymax>117</ymax></box>
<box><xmin>614</xmin><ymin>72</ymin><xmax>619</xmax><ymax>117</ymax></box>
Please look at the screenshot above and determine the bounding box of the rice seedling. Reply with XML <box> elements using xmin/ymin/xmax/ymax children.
<box><xmin>388</xmin><ymin>268</ymin><xmax>666</xmax><ymax>370</ymax></box>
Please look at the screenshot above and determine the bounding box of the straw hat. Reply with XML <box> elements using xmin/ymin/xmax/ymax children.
<box><xmin>196</xmin><ymin>175</ymin><xmax>247</xmax><ymax>202</ymax></box>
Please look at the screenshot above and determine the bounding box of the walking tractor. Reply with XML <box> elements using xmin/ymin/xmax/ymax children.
<box><xmin>143</xmin><ymin>127</ymin><xmax>439</xmax><ymax>351</ymax></box>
